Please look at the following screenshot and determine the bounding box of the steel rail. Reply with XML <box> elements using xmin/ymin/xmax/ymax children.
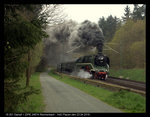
<box><xmin>54</xmin><ymin>71</ymin><xmax>146</xmax><ymax>96</ymax></box>
<box><xmin>90</xmin><ymin>76</ymin><xmax>145</xmax><ymax>91</ymax></box>
<box><xmin>106</xmin><ymin>76</ymin><xmax>146</xmax><ymax>91</ymax></box>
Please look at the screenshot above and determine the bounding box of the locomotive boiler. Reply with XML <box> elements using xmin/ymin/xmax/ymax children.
<box><xmin>57</xmin><ymin>52</ymin><xmax>110</xmax><ymax>80</ymax></box>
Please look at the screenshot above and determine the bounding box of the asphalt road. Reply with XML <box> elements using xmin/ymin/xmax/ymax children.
<box><xmin>40</xmin><ymin>72</ymin><xmax>122</xmax><ymax>113</ymax></box>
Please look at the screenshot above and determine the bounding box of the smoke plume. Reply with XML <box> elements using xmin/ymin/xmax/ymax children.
<box><xmin>77</xmin><ymin>20</ymin><xmax>104</xmax><ymax>53</ymax></box>
<box><xmin>38</xmin><ymin>20</ymin><xmax>104</xmax><ymax>69</ymax></box>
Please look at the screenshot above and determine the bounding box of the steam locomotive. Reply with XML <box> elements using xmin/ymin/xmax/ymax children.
<box><xmin>57</xmin><ymin>53</ymin><xmax>110</xmax><ymax>80</ymax></box>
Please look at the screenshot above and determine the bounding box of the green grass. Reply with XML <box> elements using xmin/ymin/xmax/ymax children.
<box><xmin>109</xmin><ymin>68</ymin><xmax>146</xmax><ymax>82</ymax></box>
<box><xmin>16</xmin><ymin>72</ymin><xmax>45</xmax><ymax>112</ymax></box>
<box><xmin>48</xmin><ymin>70</ymin><xmax>146</xmax><ymax>113</ymax></box>
<box><xmin>105</xmin><ymin>90</ymin><xmax>146</xmax><ymax>113</ymax></box>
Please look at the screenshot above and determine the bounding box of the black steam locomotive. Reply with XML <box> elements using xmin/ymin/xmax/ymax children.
<box><xmin>57</xmin><ymin>53</ymin><xmax>110</xmax><ymax>80</ymax></box>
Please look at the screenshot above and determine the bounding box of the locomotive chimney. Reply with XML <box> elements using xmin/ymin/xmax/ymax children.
<box><xmin>97</xmin><ymin>42</ymin><xmax>103</xmax><ymax>53</ymax></box>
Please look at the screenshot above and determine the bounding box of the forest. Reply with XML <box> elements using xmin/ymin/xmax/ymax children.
<box><xmin>4</xmin><ymin>4</ymin><xmax>145</xmax><ymax>112</ymax></box>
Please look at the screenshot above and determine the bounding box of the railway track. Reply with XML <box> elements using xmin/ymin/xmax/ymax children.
<box><xmin>55</xmin><ymin>71</ymin><xmax>146</xmax><ymax>95</ymax></box>
<box><xmin>108</xmin><ymin>76</ymin><xmax>145</xmax><ymax>91</ymax></box>
<box><xmin>93</xmin><ymin>76</ymin><xmax>146</xmax><ymax>92</ymax></box>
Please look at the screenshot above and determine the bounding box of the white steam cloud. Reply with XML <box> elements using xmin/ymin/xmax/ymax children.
<box><xmin>77</xmin><ymin>69</ymin><xmax>92</xmax><ymax>78</ymax></box>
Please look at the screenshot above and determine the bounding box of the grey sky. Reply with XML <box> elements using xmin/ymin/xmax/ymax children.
<box><xmin>62</xmin><ymin>4</ymin><xmax>135</xmax><ymax>23</ymax></box>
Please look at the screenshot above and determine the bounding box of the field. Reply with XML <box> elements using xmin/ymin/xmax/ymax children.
<box><xmin>16</xmin><ymin>72</ymin><xmax>45</xmax><ymax>112</ymax></box>
<box><xmin>49</xmin><ymin>70</ymin><xmax>146</xmax><ymax>113</ymax></box>
<box><xmin>109</xmin><ymin>68</ymin><xmax>146</xmax><ymax>82</ymax></box>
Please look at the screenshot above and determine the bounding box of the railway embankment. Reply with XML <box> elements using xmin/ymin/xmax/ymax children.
<box><xmin>49</xmin><ymin>70</ymin><xmax>146</xmax><ymax>113</ymax></box>
<box><xmin>54</xmin><ymin>71</ymin><xmax>145</xmax><ymax>96</ymax></box>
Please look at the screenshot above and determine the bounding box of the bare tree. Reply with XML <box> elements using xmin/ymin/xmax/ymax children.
<box><xmin>39</xmin><ymin>4</ymin><xmax>67</xmax><ymax>26</ymax></box>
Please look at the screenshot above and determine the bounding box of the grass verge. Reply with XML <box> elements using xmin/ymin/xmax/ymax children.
<box><xmin>109</xmin><ymin>68</ymin><xmax>146</xmax><ymax>82</ymax></box>
<box><xmin>16</xmin><ymin>72</ymin><xmax>45</xmax><ymax>112</ymax></box>
<box><xmin>48</xmin><ymin>70</ymin><xmax>146</xmax><ymax>113</ymax></box>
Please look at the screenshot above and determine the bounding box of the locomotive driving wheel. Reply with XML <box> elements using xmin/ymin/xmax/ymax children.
<box><xmin>104</xmin><ymin>74</ymin><xmax>108</xmax><ymax>80</ymax></box>
<box><xmin>91</xmin><ymin>72</ymin><xmax>96</xmax><ymax>79</ymax></box>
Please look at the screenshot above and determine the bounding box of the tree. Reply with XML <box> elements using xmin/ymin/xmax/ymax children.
<box><xmin>4</xmin><ymin>4</ymin><xmax>48</xmax><ymax>112</ymax></box>
<box><xmin>40</xmin><ymin>4</ymin><xmax>67</xmax><ymax>26</ymax></box>
<box><xmin>129</xmin><ymin>40</ymin><xmax>145</xmax><ymax>68</ymax></box>
<box><xmin>98</xmin><ymin>17</ymin><xmax>107</xmax><ymax>39</ymax></box>
<box><xmin>122</xmin><ymin>5</ymin><xmax>131</xmax><ymax>22</ymax></box>
<box><xmin>98</xmin><ymin>15</ymin><xmax>121</xmax><ymax>42</ymax></box>
<box><xmin>105</xmin><ymin>19</ymin><xmax>146</xmax><ymax>69</ymax></box>
<box><xmin>24</xmin><ymin>41</ymin><xmax>44</xmax><ymax>86</ymax></box>
<box><xmin>131</xmin><ymin>4</ymin><xmax>146</xmax><ymax>20</ymax></box>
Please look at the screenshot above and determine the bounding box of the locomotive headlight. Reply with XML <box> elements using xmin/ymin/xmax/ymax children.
<box><xmin>99</xmin><ymin>56</ymin><xmax>104</xmax><ymax>60</ymax></box>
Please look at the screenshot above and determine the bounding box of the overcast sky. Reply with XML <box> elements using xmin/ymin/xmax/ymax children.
<box><xmin>62</xmin><ymin>4</ymin><xmax>135</xmax><ymax>23</ymax></box>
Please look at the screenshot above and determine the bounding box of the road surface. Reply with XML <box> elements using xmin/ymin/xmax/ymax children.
<box><xmin>40</xmin><ymin>72</ymin><xmax>122</xmax><ymax>113</ymax></box>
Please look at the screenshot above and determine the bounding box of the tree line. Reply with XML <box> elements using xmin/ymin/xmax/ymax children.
<box><xmin>98</xmin><ymin>4</ymin><xmax>145</xmax><ymax>42</ymax></box>
<box><xmin>4</xmin><ymin>4</ymin><xmax>66</xmax><ymax>112</ymax></box>
<box><xmin>98</xmin><ymin>4</ymin><xmax>146</xmax><ymax>69</ymax></box>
